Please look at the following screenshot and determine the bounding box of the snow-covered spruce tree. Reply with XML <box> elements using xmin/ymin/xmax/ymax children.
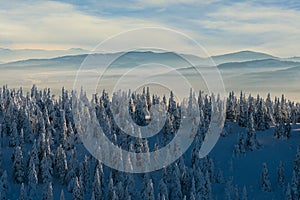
<box><xmin>277</xmin><ymin>161</ymin><xmax>285</xmax><ymax>187</ymax></box>
<box><xmin>93</xmin><ymin>168</ymin><xmax>103</xmax><ymax>200</ymax></box>
<box><xmin>285</xmin><ymin>183</ymin><xmax>292</xmax><ymax>200</ymax></box>
<box><xmin>291</xmin><ymin>170</ymin><xmax>299</xmax><ymax>199</ymax></box>
<box><xmin>238</xmin><ymin>91</ymin><xmax>247</xmax><ymax>127</ymax></box>
<box><xmin>285</xmin><ymin>117</ymin><xmax>291</xmax><ymax>139</ymax></box>
<box><xmin>265</xmin><ymin>93</ymin><xmax>274</xmax><ymax>123</ymax></box>
<box><xmin>237</xmin><ymin>133</ymin><xmax>246</xmax><ymax>154</ymax></box>
<box><xmin>294</xmin><ymin>145</ymin><xmax>300</xmax><ymax>180</ymax></box>
<box><xmin>168</xmin><ymin>91</ymin><xmax>177</xmax><ymax>117</ymax></box>
<box><xmin>13</xmin><ymin>146</ymin><xmax>25</xmax><ymax>184</ymax></box>
<box><xmin>206</xmin><ymin>156</ymin><xmax>215</xmax><ymax>183</ymax></box>
<box><xmin>9</xmin><ymin>121</ymin><xmax>19</xmax><ymax>147</ymax></box>
<box><xmin>189</xmin><ymin>176</ymin><xmax>196</xmax><ymax>200</ymax></box>
<box><xmin>181</xmin><ymin>166</ymin><xmax>191</xmax><ymax>197</ymax></box>
<box><xmin>79</xmin><ymin>155</ymin><xmax>91</xmax><ymax>193</ymax></box>
<box><xmin>280</xmin><ymin>94</ymin><xmax>287</xmax><ymax>120</ymax></box>
<box><xmin>54</xmin><ymin>145</ymin><xmax>68</xmax><ymax>184</ymax></box>
<box><xmin>133</xmin><ymin>92</ymin><xmax>149</xmax><ymax>126</ymax></box>
<box><xmin>0</xmin><ymin>139</ymin><xmax>2</xmax><ymax>171</ymax></box>
<box><xmin>45</xmin><ymin>138</ymin><xmax>54</xmax><ymax>167</ymax></box>
<box><xmin>226</xmin><ymin>91</ymin><xmax>236</xmax><ymax>121</ymax></box>
<box><xmin>58</xmin><ymin>110</ymin><xmax>68</xmax><ymax>147</ymax></box>
<box><xmin>42</xmin><ymin>182</ymin><xmax>53</xmax><ymax>200</ymax></box>
<box><xmin>169</xmin><ymin>164</ymin><xmax>183</xmax><ymax>200</ymax></box>
<box><xmin>261</xmin><ymin>163</ymin><xmax>272</xmax><ymax>192</ymax></box>
<box><xmin>91</xmin><ymin>192</ymin><xmax>95</xmax><ymax>200</ymax></box>
<box><xmin>291</xmin><ymin>106</ymin><xmax>297</xmax><ymax>125</ymax></box>
<box><xmin>216</xmin><ymin>168</ymin><xmax>225</xmax><ymax>184</ymax></box>
<box><xmin>94</xmin><ymin>161</ymin><xmax>105</xmax><ymax>194</ymax></box>
<box><xmin>234</xmin><ymin>185</ymin><xmax>239</xmax><ymax>200</ymax></box>
<box><xmin>142</xmin><ymin>178</ymin><xmax>155</xmax><ymax>200</ymax></box>
<box><xmin>19</xmin><ymin>129</ymin><xmax>24</xmax><ymax>146</ymax></box>
<box><xmin>197</xmin><ymin>108</ymin><xmax>207</xmax><ymax>142</ymax></box>
<box><xmin>191</xmin><ymin>135</ymin><xmax>201</xmax><ymax>166</ymax></box>
<box><xmin>158</xmin><ymin>178</ymin><xmax>168</xmax><ymax>200</ymax></box>
<box><xmin>19</xmin><ymin>183</ymin><xmax>27</xmax><ymax>200</ymax></box>
<box><xmin>124</xmin><ymin>173</ymin><xmax>136</xmax><ymax>200</ymax></box>
<box><xmin>203</xmin><ymin>170</ymin><xmax>212</xmax><ymax>200</ymax></box>
<box><xmin>107</xmin><ymin>175</ymin><xmax>116</xmax><ymax>200</ymax></box>
<box><xmin>162</xmin><ymin>115</ymin><xmax>174</xmax><ymax>146</ymax></box>
<box><xmin>274</xmin><ymin>116</ymin><xmax>289</xmax><ymax>139</ymax></box>
<box><xmin>116</xmin><ymin>181</ymin><xmax>124</xmax><ymax>200</ymax></box>
<box><xmin>141</xmin><ymin>174</ymin><xmax>149</xmax><ymax>200</ymax></box>
<box><xmin>40</xmin><ymin>152</ymin><xmax>52</xmax><ymax>183</ymax></box>
<box><xmin>233</xmin><ymin>144</ymin><xmax>240</xmax><ymax>157</ymax></box>
<box><xmin>274</xmin><ymin>97</ymin><xmax>281</xmax><ymax>124</ymax></box>
<box><xmin>293</xmin><ymin>145</ymin><xmax>300</xmax><ymax>177</ymax></box>
<box><xmin>111</xmin><ymin>190</ymin><xmax>119</xmax><ymax>200</ymax></box>
<box><xmin>246</xmin><ymin>112</ymin><xmax>259</xmax><ymax>151</ymax></box>
<box><xmin>66</xmin><ymin>149</ymin><xmax>78</xmax><ymax>192</ymax></box>
<box><xmin>242</xmin><ymin>186</ymin><xmax>248</xmax><ymax>200</ymax></box>
<box><xmin>60</xmin><ymin>189</ymin><xmax>65</xmax><ymax>200</ymax></box>
<box><xmin>28</xmin><ymin>157</ymin><xmax>38</xmax><ymax>200</ymax></box>
<box><xmin>292</xmin><ymin>145</ymin><xmax>300</xmax><ymax>199</ymax></box>
<box><xmin>0</xmin><ymin>170</ymin><xmax>8</xmax><ymax>200</ymax></box>
<box><xmin>225</xmin><ymin>177</ymin><xmax>233</xmax><ymax>200</ymax></box>
<box><xmin>247</xmin><ymin>94</ymin><xmax>255</xmax><ymax>118</ymax></box>
<box><xmin>123</xmin><ymin>186</ymin><xmax>131</xmax><ymax>200</ymax></box>
<box><xmin>30</xmin><ymin>140</ymin><xmax>39</xmax><ymax>174</ymax></box>
<box><xmin>37</xmin><ymin>130</ymin><xmax>46</xmax><ymax>161</ymax></box>
<box><xmin>256</xmin><ymin>99</ymin><xmax>266</xmax><ymax>130</ymax></box>
<box><xmin>73</xmin><ymin>176</ymin><xmax>84</xmax><ymax>200</ymax></box>
<box><xmin>194</xmin><ymin>165</ymin><xmax>205</xmax><ymax>199</ymax></box>
<box><xmin>204</xmin><ymin>94</ymin><xmax>212</xmax><ymax>129</ymax></box>
<box><xmin>146</xmin><ymin>87</ymin><xmax>152</xmax><ymax>110</ymax></box>
<box><xmin>65</xmin><ymin>123</ymin><xmax>76</xmax><ymax>151</ymax></box>
<box><xmin>274</xmin><ymin>123</ymin><xmax>280</xmax><ymax>139</ymax></box>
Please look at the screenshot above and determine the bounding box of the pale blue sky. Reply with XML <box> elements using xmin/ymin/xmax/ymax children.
<box><xmin>1</xmin><ymin>0</ymin><xmax>300</xmax><ymax>56</ymax></box>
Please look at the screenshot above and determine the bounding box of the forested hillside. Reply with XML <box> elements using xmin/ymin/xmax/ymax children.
<box><xmin>0</xmin><ymin>85</ymin><xmax>299</xmax><ymax>199</ymax></box>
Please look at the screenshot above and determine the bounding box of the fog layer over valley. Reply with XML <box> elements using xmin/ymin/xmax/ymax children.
<box><xmin>0</xmin><ymin>50</ymin><xmax>300</xmax><ymax>101</ymax></box>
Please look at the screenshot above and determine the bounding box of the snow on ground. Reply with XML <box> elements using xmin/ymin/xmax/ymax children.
<box><xmin>211</xmin><ymin>122</ymin><xmax>300</xmax><ymax>200</ymax></box>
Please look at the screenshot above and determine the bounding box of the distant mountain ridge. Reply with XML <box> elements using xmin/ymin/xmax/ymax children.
<box><xmin>0</xmin><ymin>49</ymin><xmax>288</xmax><ymax>67</ymax></box>
<box><xmin>1</xmin><ymin>49</ymin><xmax>300</xmax><ymax>101</ymax></box>
<box><xmin>217</xmin><ymin>58</ymin><xmax>299</xmax><ymax>69</ymax></box>
<box><xmin>212</xmin><ymin>50</ymin><xmax>277</xmax><ymax>65</ymax></box>
<box><xmin>1</xmin><ymin>50</ymin><xmax>300</xmax><ymax>74</ymax></box>
<box><xmin>282</xmin><ymin>56</ymin><xmax>300</xmax><ymax>62</ymax></box>
<box><xmin>0</xmin><ymin>47</ymin><xmax>89</xmax><ymax>63</ymax></box>
<box><xmin>0</xmin><ymin>48</ymin><xmax>284</xmax><ymax>64</ymax></box>
<box><xmin>0</xmin><ymin>51</ymin><xmax>208</xmax><ymax>70</ymax></box>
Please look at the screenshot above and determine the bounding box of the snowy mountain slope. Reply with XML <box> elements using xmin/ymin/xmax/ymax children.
<box><xmin>0</xmin><ymin>85</ymin><xmax>299</xmax><ymax>200</ymax></box>
<box><xmin>211</xmin><ymin>122</ymin><xmax>300</xmax><ymax>199</ymax></box>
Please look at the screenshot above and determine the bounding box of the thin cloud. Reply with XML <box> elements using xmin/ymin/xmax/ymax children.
<box><xmin>194</xmin><ymin>2</ymin><xmax>300</xmax><ymax>57</ymax></box>
<box><xmin>1</xmin><ymin>0</ymin><xmax>300</xmax><ymax>57</ymax></box>
<box><xmin>0</xmin><ymin>1</ymin><xmax>168</xmax><ymax>49</ymax></box>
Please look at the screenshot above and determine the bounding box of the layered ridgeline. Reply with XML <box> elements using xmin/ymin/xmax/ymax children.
<box><xmin>0</xmin><ymin>86</ymin><xmax>299</xmax><ymax>199</ymax></box>
<box><xmin>0</xmin><ymin>50</ymin><xmax>300</xmax><ymax>101</ymax></box>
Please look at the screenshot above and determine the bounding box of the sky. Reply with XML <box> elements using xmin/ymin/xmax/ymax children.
<box><xmin>1</xmin><ymin>0</ymin><xmax>300</xmax><ymax>57</ymax></box>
